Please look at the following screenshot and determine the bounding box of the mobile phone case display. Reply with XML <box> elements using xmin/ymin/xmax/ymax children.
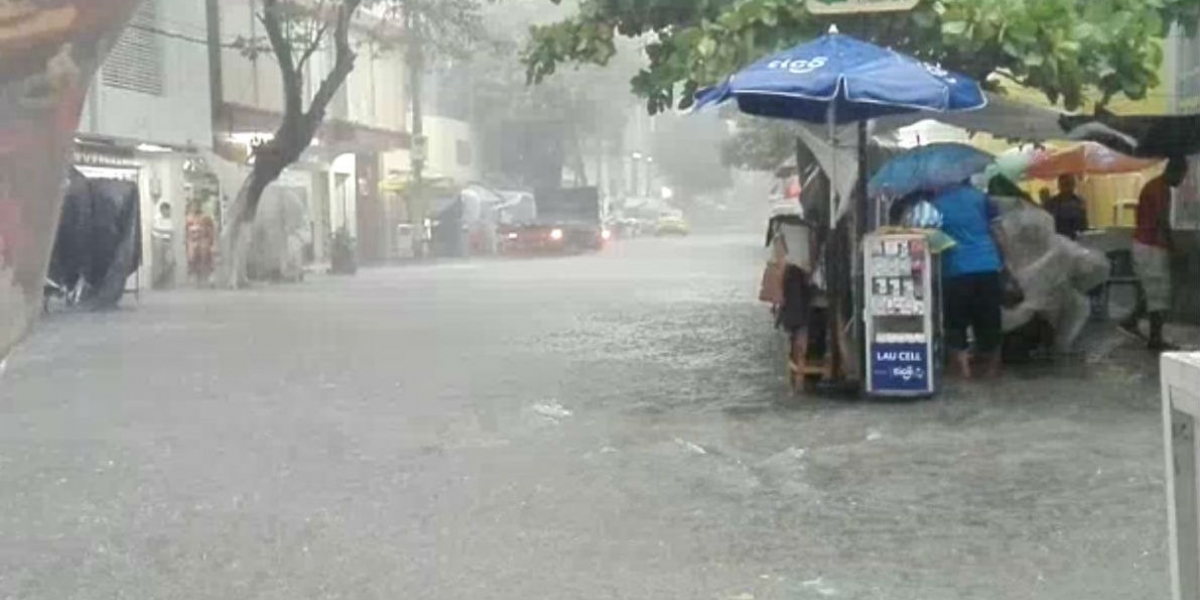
<box><xmin>863</xmin><ymin>232</ymin><xmax>942</xmax><ymax>397</ymax></box>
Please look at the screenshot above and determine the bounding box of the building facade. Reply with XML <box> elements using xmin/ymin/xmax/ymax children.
<box><xmin>76</xmin><ymin>0</ymin><xmax>215</xmax><ymax>288</ymax></box>
<box><xmin>82</xmin><ymin>0</ymin><xmax>489</xmax><ymax>272</ymax></box>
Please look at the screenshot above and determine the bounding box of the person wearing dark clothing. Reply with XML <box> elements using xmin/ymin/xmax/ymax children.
<box><xmin>932</xmin><ymin>183</ymin><xmax>1007</xmax><ymax>379</ymax></box>
<box><xmin>1121</xmin><ymin>157</ymin><xmax>1189</xmax><ymax>351</ymax></box>
<box><xmin>1044</xmin><ymin>174</ymin><xmax>1089</xmax><ymax>239</ymax></box>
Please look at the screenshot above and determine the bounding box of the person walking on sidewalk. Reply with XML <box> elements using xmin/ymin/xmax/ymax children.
<box><xmin>1121</xmin><ymin>157</ymin><xmax>1189</xmax><ymax>351</ymax></box>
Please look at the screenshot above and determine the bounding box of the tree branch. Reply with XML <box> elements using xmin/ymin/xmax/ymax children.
<box><xmin>260</xmin><ymin>0</ymin><xmax>303</xmax><ymax>119</ymax></box>
<box><xmin>296</xmin><ymin>19</ymin><xmax>330</xmax><ymax>72</ymax></box>
<box><xmin>306</xmin><ymin>0</ymin><xmax>364</xmax><ymax>126</ymax></box>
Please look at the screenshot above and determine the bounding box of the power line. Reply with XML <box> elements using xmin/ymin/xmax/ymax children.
<box><xmin>126</xmin><ymin>22</ymin><xmax>389</xmax><ymax>56</ymax></box>
<box><xmin>126</xmin><ymin>22</ymin><xmax>241</xmax><ymax>50</ymax></box>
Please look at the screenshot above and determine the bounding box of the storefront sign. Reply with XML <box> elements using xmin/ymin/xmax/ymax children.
<box><xmin>807</xmin><ymin>0</ymin><xmax>919</xmax><ymax>15</ymax></box>
<box><xmin>869</xmin><ymin>342</ymin><xmax>930</xmax><ymax>393</ymax></box>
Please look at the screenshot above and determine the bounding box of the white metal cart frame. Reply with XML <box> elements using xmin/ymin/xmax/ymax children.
<box><xmin>1163</xmin><ymin>352</ymin><xmax>1200</xmax><ymax>600</ymax></box>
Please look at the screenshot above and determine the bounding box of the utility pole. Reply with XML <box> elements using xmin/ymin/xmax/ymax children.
<box><xmin>405</xmin><ymin>4</ymin><xmax>427</xmax><ymax>257</ymax></box>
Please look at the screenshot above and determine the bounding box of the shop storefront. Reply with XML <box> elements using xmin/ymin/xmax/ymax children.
<box><xmin>74</xmin><ymin>140</ymin><xmax>222</xmax><ymax>290</ymax></box>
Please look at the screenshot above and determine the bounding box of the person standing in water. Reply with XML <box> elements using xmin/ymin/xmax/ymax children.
<box><xmin>932</xmin><ymin>182</ymin><xmax>1009</xmax><ymax>379</ymax></box>
<box><xmin>1044</xmin><ymin>174</ymin><xmax>1089</xmax><ymax>240</ymax></box>
<box><xmin>1121</xmin><ymin>157</ymin><xmax>1189</xmax><ymax>351</ymax></box>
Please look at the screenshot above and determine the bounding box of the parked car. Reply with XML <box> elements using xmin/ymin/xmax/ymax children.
<box><xmin>655</xmin><ymin>211</ymin><xmax>690</xmax><ymax>237</ymax></box>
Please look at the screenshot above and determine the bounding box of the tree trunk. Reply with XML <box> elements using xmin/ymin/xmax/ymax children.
<box><xmin>216</xmin><ymin>177</ymin><xmax>256</xmax><ymax>289</ymax></box>
<box><xmin>217</xmin><ymin>161</ymin><xmax>280</xmax><ymax>288</ymax></box>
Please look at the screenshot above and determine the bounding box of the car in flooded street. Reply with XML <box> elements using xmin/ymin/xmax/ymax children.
<box><xmin>499</xmin><ymin>186</ymin><xmax>606</xmax><ymax>255</ymax></box>
<box><xmin>654</xmin><ymin>209</ymin><xmax>691</xmax><ymax>237</ymax></box>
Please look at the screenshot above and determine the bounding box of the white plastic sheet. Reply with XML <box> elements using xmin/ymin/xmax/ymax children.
<box><xmin>995</xmin><ymin>195</ymin><xmax>1109</xmax><ymax>352</ymax></box>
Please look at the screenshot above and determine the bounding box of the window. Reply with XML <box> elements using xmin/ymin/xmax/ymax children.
<box><xmin>102</xmin><ymin>0</ymin><xmax>164</xmax><ymax>96</ymax></box>
<box><xmin>456</xmin><ymin>139</ymin><xmax>472</xmax><ymax>167</ymax></box>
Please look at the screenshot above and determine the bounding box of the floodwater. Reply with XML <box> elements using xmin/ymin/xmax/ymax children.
<box><xmin>0</xmin><ymin>234</ymin><xmax>1173</xmax><ymax>599</ymax></box>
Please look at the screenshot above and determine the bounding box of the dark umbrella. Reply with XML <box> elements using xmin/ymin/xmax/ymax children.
<box><xmin>1060</xmin><ymin>108</ymin><xmax>1200</xmax><ymax>158</ymax></box>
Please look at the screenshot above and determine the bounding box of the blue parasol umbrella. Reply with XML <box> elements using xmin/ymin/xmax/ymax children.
<box><xmin>694</xmin><ymin>27</ymin><xmax>987</xmax><ymax>387</ymax></box>
<box><xmin>867</xmin><ymin>143</ymin><xmax>995</xmax><ymax>200</ymax></box>
<box><xmin>694</xmin><ymin>26</ymin><xmax>987</xmax><ymax>124</ymax></box>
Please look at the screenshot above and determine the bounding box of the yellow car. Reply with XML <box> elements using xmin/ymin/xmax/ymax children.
<box><xmin>655</xmin><ymin>212</ymin><xmax>690</xmax><ymax>236</ymax></box>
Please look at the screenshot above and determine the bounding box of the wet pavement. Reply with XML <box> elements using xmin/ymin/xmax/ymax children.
<box><xmin>0</xmin><ymin>234</ymin><xmax>1176</xmax><ymax>599</ymax></box>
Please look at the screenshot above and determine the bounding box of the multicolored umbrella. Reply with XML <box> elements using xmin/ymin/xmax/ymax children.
<box><xmin>1024</xmin><ymin>142</ymin><xmax>1162</xmax><ymax>179</ymax></box>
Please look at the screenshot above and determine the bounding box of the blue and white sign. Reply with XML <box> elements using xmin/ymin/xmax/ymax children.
<box><xmin>869</xmin><ymin>343</ymin><xmax>930</xmax><ymax>394</ymax></box>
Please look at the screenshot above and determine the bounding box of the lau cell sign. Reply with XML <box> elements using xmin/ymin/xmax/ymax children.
<box><xmin>807</xmin><ymin>0</ymin><xmax>920</xmax><ymax>15</ymax></box>
<box><xmin>870</xmin><ymin>343</ymin><xmax>930</xmax><ymax>394</ymax></box>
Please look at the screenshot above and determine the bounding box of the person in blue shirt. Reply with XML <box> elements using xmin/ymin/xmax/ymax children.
<box><xmin>932</xmin><ymin>182</ymin><xmax>1008</xmax><ymax>379</ymax></box>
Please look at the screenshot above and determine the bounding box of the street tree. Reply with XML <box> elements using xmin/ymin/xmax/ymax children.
<box><xmin>219</xmin><ymin>0</ymin><xmax>484</xmax><ymax>287</ymax></box>
<box><xmin>522</xmin><ymin>0</ymin><xmax>1200</xmax><ymax>146</ymax></box>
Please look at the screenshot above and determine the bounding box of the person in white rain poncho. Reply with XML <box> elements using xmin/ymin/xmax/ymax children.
<box><xmin>988</xmin><ymin>177</ymin><xmax>1109</xmax><ymax>355</ymax></box>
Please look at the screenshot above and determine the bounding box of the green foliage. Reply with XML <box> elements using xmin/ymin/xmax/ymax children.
<box><xmin>524</xmin><ymin>0</ymin><xmax>1200</xmax><ymax>115</ymax></box>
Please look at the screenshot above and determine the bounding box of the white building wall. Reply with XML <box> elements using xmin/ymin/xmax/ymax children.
<box><xmin>382</xmin><ymin>116</ymin><xmax>477</xmax><ymax>185</ymax></box>
<box><xmin>425</xmin><ymin>116</ymin><xmax>476</xmax><ymax>183</ymax></box>
<box><xmin>346</xmin><ymin>46</ymin><xmax>407</xmax><ymax>131</ymax></box>
<box><xmin>219</xmin><ymin>0</ymin><xmax>285</xmax><ymax>115</ymax></box>
<box><xmin>329</xmin><ymin>153</ymin><xmax>358</xmax><ymax>237</ymax></box>
<box><xmin>79</xmin><ymin>0</ymin><xmax>212</xmax><ymax>147</ymax></box>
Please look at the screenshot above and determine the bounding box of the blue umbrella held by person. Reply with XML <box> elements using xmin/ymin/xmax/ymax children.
<box><xmin>868</xmin><ymin>142</ymin><xmax>996</xmax><ymax>200</ymax></box>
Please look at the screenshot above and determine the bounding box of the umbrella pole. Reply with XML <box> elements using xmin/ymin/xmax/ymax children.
<box><xmin>853</xmin><ymin>120</ymin><xmax>869</xmax><ymax>385</ymax></box>
<box><xmin>825</xmin><ymin>103</ymin><xmax>843</xmax><ymax>383</ymax></box>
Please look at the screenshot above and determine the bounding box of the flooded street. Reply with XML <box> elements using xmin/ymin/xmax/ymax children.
<box><xmin>0</xmin><ymin>234</ymin><xmax>1172</xmax><ymax>599</ymax></box>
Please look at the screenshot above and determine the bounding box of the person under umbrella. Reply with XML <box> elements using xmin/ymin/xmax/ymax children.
<box><xmin>1044</xmin><ymin>174</ymin><xmax>1089</xmax><ymax>240</ymax></box>
<box><xmin>932</xmin><ymin>181</ymin><xmax>1009</xmax><ymax>379</ymax></box>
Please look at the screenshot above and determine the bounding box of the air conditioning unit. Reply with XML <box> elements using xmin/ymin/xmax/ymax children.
<box><xmin>1163</xmin><ymin>352</ymin><xmax>1200</xmax><ymax>599</ymax></box>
